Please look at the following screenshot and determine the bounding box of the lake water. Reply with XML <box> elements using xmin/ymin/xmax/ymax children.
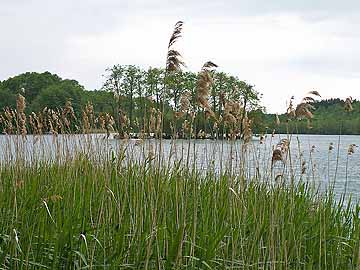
<box><xmin>0</xmin><ymin>134</ymin><xmax>359</xmax><ymax>201</ymax></box>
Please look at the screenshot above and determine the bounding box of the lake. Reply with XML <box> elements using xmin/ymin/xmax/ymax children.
<box><xmin>0</xmin><ymin>134</ymin><xmax>359</xmax><ymax>201</ymax></box>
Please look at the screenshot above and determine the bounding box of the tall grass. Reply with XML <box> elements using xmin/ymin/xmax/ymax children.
<box><xmin>0</xmin><ymin>150</ymin><xmax>360</xmax><ymax>269</ymax></box>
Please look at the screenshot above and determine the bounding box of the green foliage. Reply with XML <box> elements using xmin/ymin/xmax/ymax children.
<box><xmin>0</xmin><ymin>87</ymin><xmax>16</xmax><ymax>109</ymax></box>
<box><xmin>0</xmin><ymin>72</ymin><xmax>61</xmax><ymax>105</ymax></box>
<box><xmin>1</xmin><ymin>70</ymin><xmax>359</xmax><ymax>135</ymax></box>
<box><xmin>102</xmin><ymin>65</ymin><xmax>262</xmax><ymax>135</ymax></box>
<box><xmin>253</xmin><ymin>99</ymin><xmax>360</xmax><ymax>135</ymax></box>
<box><xmin>82</xmin><ymin>90</ymin><xmax>115</xmax><ymax>114</ymax></box>
<box><xmin>0</xmin><ymin>68</ymin><xmax>263</xmax><ymax>135</ymax></box>
<box><xmin>31</xmin><ymin>80</ymin><xmax>84</xmax><ymax>114</ymax></box>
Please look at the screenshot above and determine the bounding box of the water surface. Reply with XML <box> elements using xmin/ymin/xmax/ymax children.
<box><xmin>0</xmin><ymin>134</ymin><xmax>359</xmax><ymax>201</ymax></box>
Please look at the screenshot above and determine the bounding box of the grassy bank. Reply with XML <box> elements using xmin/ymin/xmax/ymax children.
<box><xmin>0</xmin><ymin>154</ymin><xmax>359</xmax><ymax>269</ymax></box>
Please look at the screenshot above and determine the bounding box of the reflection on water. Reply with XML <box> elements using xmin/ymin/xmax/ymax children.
<box><xmin>0</xmin><ymin>134</ymin><xmax>359</xmax><ymax>201</ymax></box>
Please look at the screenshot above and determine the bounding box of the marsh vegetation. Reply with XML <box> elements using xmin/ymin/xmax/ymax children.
<box><xmin>0</xmin><ymin>21</ymin><xmax>359</xmax><ymax>269</ymax></box>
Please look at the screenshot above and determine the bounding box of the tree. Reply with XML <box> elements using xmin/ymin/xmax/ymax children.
<box><xmin>0</xmin><ymin>87</ymin><xmax>16</xmax><ymax>109</ymax></box>
<box><xmin>83</xmin><ymin>90</ymin><xmax>115</xmax><ymax>114</ymax></box>
<box><xmin>32</xmin><ymin>80</ymin><xmax>84</xmax><ymax>115</ymax></box>
<box><xmin>123</xmin><ymin>65</ymin><xmax>141</xmax><ymax>129</ymax></box>
<box><xmin>0</xmin><ymin>72</ymin><xmax>62</xmax><ymax>106</ymax></box>
<box><xmin>102</xmin><ymin>65</ymin><xmax>126</xmax><ymax>131</ymax></box>
<box><xmin>145</xmin><ymin>67</ymin><xmax>164</xmax><ymax>109</ymax></box>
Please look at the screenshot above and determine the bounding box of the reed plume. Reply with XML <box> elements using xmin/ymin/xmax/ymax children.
<box><xmin>166</xmin><ymin>21</ymin><xmax>185</xmax><ymax>73</ymax></box>
<box><xmin>272</xmin><ymin>139</ymin><xmax>289</xmax><ymax>164</ymax></box>
<box><xmin>28</xmin><ymin>114</ymin><xmax>36</xmax><ymax>135</ymax></box>
<box><xmin>104</xmin><ymin>113</ymin><xmax>115</xmax><ymax>138</ymax></box>
<box><xmin>48</xmin><ymin>116</ymin><xmax>56</xmax><ymax>135</ymax></box>
<box><xmin>48</xmin><ymin>109</ymin><xmax>61</xmax><ymax>135</ymax></box>
<box><xmin>16</xmin><ymin>94</ymin><xmax>27</xmax><ymax>136</ymax></box>
<box><xmin>63</xmin><ymin>100</ymin><xmax>76</xmax><ymax>118</ymax></box>
<box><xmin>156</xmin><ymin>110</ymin><xmax>162</xmax><ymax>134</ymax></box>
<box><xmin>287</xmin><ymin>91</ymin><xmax>321</xmax><ymax>128</ymax></box>
<box><xmin>296</xmin><ymin>91</ymin><xmax>321</xmax><ymax>119</ymax></box>
<box><xmin>286</xmin><ymin>96</ymin><xmax>296</xmax><ymax>118</ymax></box>
<box><xmin>182</xmin><ymin>119</ymin><xmax>190</xmax><ymax>132</ymax></box>
<box><xmin>40</xmin><ymin>107</ymin><xmax>49</xmax><ymax>132</ymax></box>
<box><xmin>149</xmin><ymin>108</ymin><xmax>156</xmax><ymax>133</ymax></box>
<box><xmin>119</xmin><ymin>109</ymin><xmax>128</xmax><ymax>127</ymax></box>
<box><xmin>197</xmin><ymin>129</ymin><xmax>205</xmax><ymax>139</ymax></box>
<box><xmin>223</xmin><ymin>101</ymin><xmax>237</xmax><ymax>126</ymax></box>
<box><xmin>242</xmin><ymin>113</ymin><xmax>252</xmax><ymax>143</ymax></box>
<box><xmin>97</xmin><ymin>114</ymin><xmax>105</xmax><ymax>130</ymax></box>
<box><xmin>2</xmin><ymin>108</ymin><xmax>15</xmax><ymax>134</ymax></box>
<box><xmin>301</xmin><ymin>161</ymin><xmax>307</xmax><ymax>174</ymax></box>
<box><xmin>196</xmin><ymin>61</ymin><xmax>218</xmax><ymax>119</ymax></box>
<box><xmin>344</xmin><ymin>97</ymin><xmax>353</xmax><ymax>112</ymax></box>
<box><xmin>81</xmin><ymin>102</ymin><xmax>97</xmax><ymax>133</ymax></box>
<box><xmin>348</xmin><ymin>144</ymin><xmax>357</xmax><ymax>155</ymax></box>
<box><xmin>222</xmin><ymin>99</ymin><xmax>244</xmax><ymax>128</ymax></box>
<box><xmin>176</xmin><ymin>91</ymin><xmax>191</xmax><ymax>118</ymax></box>
<box><xmin>62</xmin><ymin>100</ymin><xmax>76</xmax><ymax>131</ymax></box>
<box><xmin>275</xmin><ymin>114</ymin><xmax>280</xmax><ymax>126</ymax></box>
<box><xmin>82</xmin><ymin>111</ymin><xmax>90</xmax><ymax>133</ymax></box>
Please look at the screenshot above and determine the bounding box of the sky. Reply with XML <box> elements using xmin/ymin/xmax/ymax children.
<box><xmin>1</xmin><ymin>0</ymin><xmax>360</xmax><ymax>113</ymax></box>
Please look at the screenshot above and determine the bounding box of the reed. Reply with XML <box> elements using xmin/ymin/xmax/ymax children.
<box><xmin>0</xmin><ymin>146</ymin><xmax>359</xmax><ymax>269</ymax></box>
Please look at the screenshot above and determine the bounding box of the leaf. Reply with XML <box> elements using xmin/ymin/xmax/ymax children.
<box><xmin>74</xmin><ymin>250</ymin><xmax>88</xmax><ymax>266</ymax></box>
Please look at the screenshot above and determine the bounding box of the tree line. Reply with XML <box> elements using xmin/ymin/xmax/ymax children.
<box><xmin>262</xmin><ymin>98</ymin><xmax>360</xmax><ymax>135</ymax></box>
<box><xmin>0</xmin><ymin>68</ymin><xmax>262</xmax><ymax>136</ymax></box>
<box><xmin>1</xmin><ymin>70</ymin><xmax>359</xmax><ymax>135</ymax></box>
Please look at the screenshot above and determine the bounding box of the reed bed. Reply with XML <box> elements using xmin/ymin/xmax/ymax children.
<box><xmin>0</xmin><ymin>125</ymin><xmax>359</xmax><ymax>270</ymax></box>
<box><xmin>1</xmin><ymin>148</ymin><xmax>360</xmax><ymax>269</ymax></box>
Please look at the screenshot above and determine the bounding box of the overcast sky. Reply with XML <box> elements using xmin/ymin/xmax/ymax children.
<box><xmin>1</xmin><ymin>0</ymin><xmax>360</xmax><ymax>112</ymax></box>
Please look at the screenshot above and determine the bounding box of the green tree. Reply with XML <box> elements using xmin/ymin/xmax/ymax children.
<box><xmin>32</xmin><ymin>80</ymin><xmax>84</xmax><ymax>115</ymax></box>
<box><xmin>0</xmin><ymin>72</ymin><xmax>62</xmax><ymax>106</ymax></box>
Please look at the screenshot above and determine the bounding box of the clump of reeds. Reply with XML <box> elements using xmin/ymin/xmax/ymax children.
<box><xmin>97</xmin><ymin>112</ymin><xmax>115</xmax><ymax>138</ymax></box>
<box><xmin>220</xmin><ymin>92</ymin><xmax>253</xmax><ymax>141</ymax></box>
<box><xmin>0</xmin><ymin>108</ymin><xmax>15</xmax><ymax>134</ymax></box>
<box><xmin>223</xmin><ymin>100</ymin><xmax>243</xmax><ymax>126</ymax></box>
<box><xmin>28</xmin><ymin>112</ymin><xmax>44</xmax><ymax>135</ymax></box>
<box><xmin>82</xmin><ymin>102</ymin><xmax>95</xmax><ymax>133</ymax></box>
